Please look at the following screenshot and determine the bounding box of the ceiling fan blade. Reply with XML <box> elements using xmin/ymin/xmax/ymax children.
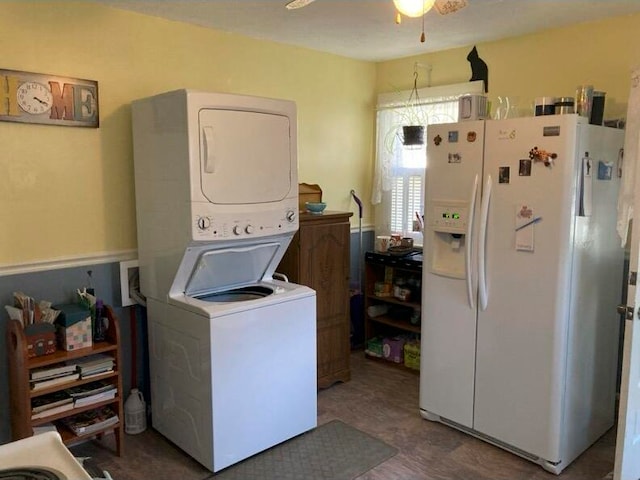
<box><xmin>434</xmin><ymin>0</ymin><xmax>468</xmax><ymax>15</ymax></box>
<box><xmin>285</xmin><ymin>0</ymin><xmax>317</xmax><ymax>9</ymax></box>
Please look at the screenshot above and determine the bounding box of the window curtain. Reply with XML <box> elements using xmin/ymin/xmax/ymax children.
<box><xmin>371</xmin><ymin>81</ymin><xmax>484</xmax><ymax>205</ymax></box>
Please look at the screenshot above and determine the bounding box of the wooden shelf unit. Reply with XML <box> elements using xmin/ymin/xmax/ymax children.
<box><xmin>6</xmin><ymin>305</ymin><xmax>124</xmax><ymax>456</ymax></box>
<box><xmin>364</xmin><ymin>251</ymin><xmax>423</xmax><ymax>372</ymax></box>
<box><xmin>278</xmin><ymin>210</ymin><xmax>353</xmax><ymax>389</ymax></box>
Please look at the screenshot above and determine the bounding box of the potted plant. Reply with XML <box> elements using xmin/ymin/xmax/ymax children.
<box><xmin>382</xmin><ymin>71</ymin><xmax>429</xmax><ymax>151</ymax></box>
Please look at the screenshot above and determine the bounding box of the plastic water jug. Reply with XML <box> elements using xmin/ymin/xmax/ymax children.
<box><xmin>124</xmin><ymin>388</ymin><xmax>147</xmax><ymax>434</ymax></box>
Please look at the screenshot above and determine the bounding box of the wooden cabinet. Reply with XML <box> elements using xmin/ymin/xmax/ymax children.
<box><xmin>364</xmin><ymin>251</ymin><xmax>422</xmax><ymax>371</ymax></box>
<box><xmin>6</xmin><ymin>305</ymin><xmax>124</xmax><ymax>456</ymax></box>
<box><xmin>278</xmin><ymin>211</ymin><xmax>353</xmax><ymax>389</ymax></box>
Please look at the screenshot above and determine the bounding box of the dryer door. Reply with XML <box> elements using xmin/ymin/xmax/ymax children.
<box><xmin>198</xmin><ymin>109</ymin><xmax>292</xmax><ymax>205</ymax></box>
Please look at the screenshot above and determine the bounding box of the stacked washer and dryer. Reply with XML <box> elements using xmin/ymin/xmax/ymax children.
<box><xmin>131</xmin><ymin>90</ymin><xmax>317</xmax><ymax>472</ymax></box>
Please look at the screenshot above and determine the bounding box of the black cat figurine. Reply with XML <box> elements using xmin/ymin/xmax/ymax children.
<box><xmin>467</xmin><ymin>46</ymin><xmax>488</xmax><ymax>93</ymax></box>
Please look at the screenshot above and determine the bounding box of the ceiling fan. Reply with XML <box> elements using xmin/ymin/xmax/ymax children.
<box><xmin>285</xmin><ymin>0</ymin><xmax>469</xmax><ymax>17</ymax></box>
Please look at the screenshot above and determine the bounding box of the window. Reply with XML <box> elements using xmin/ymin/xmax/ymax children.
<box><xmin>372</xmin><ymin>81</ymin><xmax>484</xmax><ymax>243</ymax></box>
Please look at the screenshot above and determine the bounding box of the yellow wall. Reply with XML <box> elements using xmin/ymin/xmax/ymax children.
<box><xmin>3</xmin><ymin>3</ymin><xmax>640</xmax><ymax>268</ymax></box>
<box><xmin>377</xmin><ymin>13</ymin><xmax>640</xmax><ymax>120</ymax></box>
<box><xmin>0</xmin><ymin>2</ymin><xmax>376</xmax><ymax>267</ymax></box>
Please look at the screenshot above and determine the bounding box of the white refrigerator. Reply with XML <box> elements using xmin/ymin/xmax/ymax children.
<box><xmin>419</xmin><ymin>115</ymin><xmax>625</xmax><ymax>474</ymax></box>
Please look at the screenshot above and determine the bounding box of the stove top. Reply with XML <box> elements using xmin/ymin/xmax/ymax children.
<box><xmin>0</xmin><ymin>468</ymin><xmax>65</xmax><ymax>480</ymax></box>
<box><xmin>0</xmin><ymin>433</ymin><xmax>91</xmax><ymax>480</ymax></box>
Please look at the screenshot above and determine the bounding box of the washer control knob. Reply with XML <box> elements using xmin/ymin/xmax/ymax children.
<box><xmin>286</xmin><ymin>210</ymin><xmax>296</xmax><ymax>222</ymax></box>
<box><xmin>233</xmin><ymin>225</ymin><xmax>243</xmax><ymax>235</ymax></box>
<box><xmin>197</xmin><ymin>217</ymin><xmax>210</xmax><ymax>230</ymax></box>
<box><xmin>245</xmin><ymin>225</ymin><xmax>254</xmax><ymax>234</ymax></box>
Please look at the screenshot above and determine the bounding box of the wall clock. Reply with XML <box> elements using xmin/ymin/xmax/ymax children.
<box><xmin>0</xmin><ymin>68</ymin><xmax>99</xmax><ymax>128</ymax></box>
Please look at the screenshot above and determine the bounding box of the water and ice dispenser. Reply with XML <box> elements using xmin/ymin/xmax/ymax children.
<box><xmin>428</xmin><ymin>200</ymin><xmax>469</xmax><ymax>279</ymax></box>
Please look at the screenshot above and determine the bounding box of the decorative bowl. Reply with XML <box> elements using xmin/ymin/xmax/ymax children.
<box><xmin>305</xmin><ymin>202</ymin><xmax>327</xmax><ymax>214</ymax></box>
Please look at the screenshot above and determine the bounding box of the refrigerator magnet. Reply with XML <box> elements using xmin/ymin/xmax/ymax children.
<box><xmin>498</xmin><ymin>166</ymin><xmax>510</xmax><ymax>184</ymax></box>
<box><xmin>515</xmin><ymin>205</ymin><xmax>536</xmax><ymax>252</ymax></box>
<box><xmin>448</xmin><ymin>131</ymin><xmax>459</xmax><ymax>143</ymax></box>
<box><xmin>597</xmin><ymin>161</ymin><xmax>613</xmax><ymax>180</ymax></box>
<box><xmin>467</xmin><ymin>131</ymin><xmax>477</xmax><ymax>142</ymax></box>
<box><xmin>519</xmin><ymin>159</ymin><xmax>532</xmax><ymax>176</ymax></box>
<box><xmin>448</xmin><ymin>153</ymin><xmax>462</xmax><ymax>164</ymax></box>
<box><xmin>529</xmin><ymin>146</ymin><xmax>557</xmax><ymax>167</ymax></box>
<box><xmin>434</xmin><ymin>134</ymin><xmax>442</xmax><ymax>146</ymax></box>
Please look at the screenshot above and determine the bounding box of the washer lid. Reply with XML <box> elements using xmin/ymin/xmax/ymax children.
<box><xmin>184</xmin><ymin>242</ymin><xmax>280</xmax><ymax>296</ymax></box>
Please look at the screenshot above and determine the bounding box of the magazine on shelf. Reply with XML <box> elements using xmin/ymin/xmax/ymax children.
<box><xmin>30</xmin><ymin>372</ymin><xmax>80</xmax><ymax>391</ymax></box>
<box><xmin>66</xmin><ymin>380</ymin><xmax>115</xmax><ymax>398</ymax></box>
<box><xmin>73</xmin><ymin>390</ymin><xmax>117</xmax><ymax>408</ymax></box>
<box><xmin>31</xmin><ymin>391</ymin><xmax>73</xmax><ymax>414</ymax></box>
<box><xmin>66</xmin><ymin>381</ymin><xmax>117</xmax><ymax>407</ymax></box>
<box><xmin>80</xmin><ymin>368</ymin><xmax>115</xmax><ymax>380</ymax></box>
<box><xmin>31</xmin><ymin>402</ymin><xmax>74</xmax><ymax>420</ymax></box>
<box><xmin>30</xmin><ymin>363</ymin><xmax>78</xmax><ymax>381</ymax></box>
<box><xmin>61</xmin><ymin>406</ymin><xmax>119</xmax><ymax>436</ymax></box>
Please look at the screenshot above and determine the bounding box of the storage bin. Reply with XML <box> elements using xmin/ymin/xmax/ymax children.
<box><xmin>54</xmin><ymin>304</ymin><xmax>92</xmax><ymax>351</ymax></box>
<box><xmin>383</xmin><ymin>336</ymin><xmax>406</xmax><ymax>363</ymax></box>
<box><xmin>365</xmin><ymin>336</ymin><xmax>384</xmax><ymax>357</ymax></box>
<box><xmin>24</xmin><ymin>323</ymin><xmax>56</xmax><ymax>358</ymax></box>
<box><xmin>404</xmin><ymin>340</ymin><xmax>420</xmax><ymax>370</ymax></box>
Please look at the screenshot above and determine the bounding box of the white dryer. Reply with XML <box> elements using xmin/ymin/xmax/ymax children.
<box><xmin>131</xmin><ymin>90</ymin><xmax>317</xmax><ymax>472</ymax></box>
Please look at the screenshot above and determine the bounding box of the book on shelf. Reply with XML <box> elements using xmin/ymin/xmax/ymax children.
<box><xmin>75</xmin><ymin>354</ymin><xmax>114</xmax><ymax>370</ymax></box>
<box><xmin>31</xmin><ymin>390</ymin><xmax>73</xmax><ymax>414</ymax></box>
<box><xmin>74</xmin><ymin>354</ymin><xmax>115</xmax><ymax>378</ymax></box>
<box><xmin>30</xmin><ymin>372</ymin><xmax>80</xmax><ymax>391</ymax></box>
<box><xmin>31</xmin><ymin>401</ymin><xmax>74</xmax><ymax>420</ymax></box>
<box><xmin>30</xmin><ymin>363</ymin><xmax>78</xmax><ymax>381</ymax></box>
<box><xmin>61</xmin><ymin>406</ymin><xmax>119</xmax><ymax>436</ymax></box>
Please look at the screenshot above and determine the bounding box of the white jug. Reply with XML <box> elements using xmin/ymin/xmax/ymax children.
<box><xmin>124</xmin><ymin>388</ymin><xmax>147</xmax><ymax>434</ymax></box>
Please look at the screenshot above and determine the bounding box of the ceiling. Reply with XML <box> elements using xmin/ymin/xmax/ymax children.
<box><xmin>93</xmin><ymin>0</ymin><xmax>640</xmax><ymax>62</ymax></box>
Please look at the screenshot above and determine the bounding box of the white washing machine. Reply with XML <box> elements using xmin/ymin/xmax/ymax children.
<box><xmin>131</xmin><ymin>90</ymin><xmax>317</xmax><ymax>472</ymax></box>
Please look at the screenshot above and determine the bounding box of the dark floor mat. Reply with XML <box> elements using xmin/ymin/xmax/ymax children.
<box><xmin>211</xmin><ymin>420</ymin><xmax>397</xmax><ymax>480</ymax></box>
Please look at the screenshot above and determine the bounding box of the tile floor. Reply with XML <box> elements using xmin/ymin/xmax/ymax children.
<box><xmin>71</xmin><ymin>351</ymin><xmax>616</xmax><ymax>479</ymax></box>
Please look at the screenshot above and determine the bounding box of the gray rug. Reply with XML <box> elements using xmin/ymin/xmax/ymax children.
<box><xmin>213</xmin><ymin>420</ymin><xmax>398</xmax><ymax>479</ymax></box>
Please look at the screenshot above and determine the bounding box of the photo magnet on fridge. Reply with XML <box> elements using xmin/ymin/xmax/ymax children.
<box><xmin>448</xmin><ymin>131</ymin><xmax>459</xmax><ymax>143</ymax></box>
<box><xmin>598</xmin><ymin>161</ymin><xmax>613</xmax><ymax>180</ymax></box>
<box><xmin>519</xmin><ymin>159</ymin><xmax>532</xmax><ymax>176</ymax></box>
<box><xmin>499</xmin><ymin>166</ymin><xmax>510</xmax><ymax>184</ymax></box>
<box><xmin>448</xmin><ymin>153</ymin><xmax>462</xmax><ymax>164</ymax></box>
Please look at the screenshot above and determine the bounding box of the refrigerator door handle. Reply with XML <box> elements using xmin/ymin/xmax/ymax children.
<box><xmin>466</xmin><ymin>174</ymin><xmax>479</xmax><ymax>310</ymax></box>
<box><xmin>478</xmin><ymin>175</ymin><xmax>492</xmax><ymax>310</ymax></box>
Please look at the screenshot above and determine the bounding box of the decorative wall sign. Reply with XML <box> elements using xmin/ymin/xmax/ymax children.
<box><xmin>0</xmin><ymin>69</ymin><xmax>98</xmax><ymax>127</ymax></box>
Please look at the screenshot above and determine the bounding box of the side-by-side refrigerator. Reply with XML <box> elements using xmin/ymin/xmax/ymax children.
<box><xmin>419</xmin><ymin>115</ymin><xmax>625</xmax><ymax>474</ymax></box>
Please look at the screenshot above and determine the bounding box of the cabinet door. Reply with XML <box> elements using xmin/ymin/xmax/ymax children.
<box><xmin>299</xmin><ymin>219</ymin><xmax>351</xmax><ymax>387</ymax></box>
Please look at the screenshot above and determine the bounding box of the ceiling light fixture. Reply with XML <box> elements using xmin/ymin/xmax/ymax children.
<box><xmin>393</xmin><ymin>0</ymin><xmax>436</xmax><ymax>18</ymax></box>
<box><xmin>285</xmin><ymin>0</ymin><xmax>316</xmax><ymax>10</ymax></box>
